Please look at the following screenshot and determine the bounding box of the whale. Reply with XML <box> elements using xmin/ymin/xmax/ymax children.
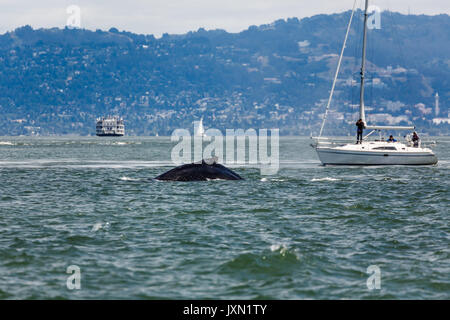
<box><xmin>155</xmin><ymin>157</ymin><xmax>243</xmax><ymax>181</ymax></box>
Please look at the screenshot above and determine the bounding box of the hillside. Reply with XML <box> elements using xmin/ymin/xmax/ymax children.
<box><xmin>0</xmin><ymin>10</ymin><xmax>449</xmax><ymax>136</ymax></box>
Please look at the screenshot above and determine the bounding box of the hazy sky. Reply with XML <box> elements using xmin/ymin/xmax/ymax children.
<box><xmin>1</xmin><ymin>0</ymin><xmax>449</xmax><ymax>36</ymax></box>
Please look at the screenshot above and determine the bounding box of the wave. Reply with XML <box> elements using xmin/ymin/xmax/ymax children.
<box><xmin>120</xmin><ymin>176</ymin><xmax>141</xmax><ymax>181</ymax></box>
<box><xmin>91</xmin><ymin>222</ymin><xmax>110</xmax><ymax>232</ymax></box>
<box><xmin>112</xmin><ymin>141</ymin><xmax>141</xmax><ymax>145</ymax></box>
<box><xmin>219</xmin><ymin>243</ymin><xmax>301</xmax><ymax>278</ymax></box>
<box><xmin>0</xmin><ymin>160</ymin><xmax>174</xmax><ymax>169</ymax></box>
<box><xmin>311</xmin><ymin>177</ymin><xmax>341</xmax><ymax>182</ymax></box>
<box><xmin>0</xmin><ymin>140</ymin><xmax>143</xmax><ymax>146</ymax></box>
<box><xmin>270</xmin><ymin>243</ymin><xmax>289</xmax><ymax>254</ymax></box>
<box><xmin>260</xmin><ymin>178</ymin><xmax>287</xmax><ymax>182</ymax></box>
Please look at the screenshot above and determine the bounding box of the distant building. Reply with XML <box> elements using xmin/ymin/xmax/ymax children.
<box><xmin>432</xmin><ymin>93</ymin><xmax>450</xmax><ymax>125</ymax></box>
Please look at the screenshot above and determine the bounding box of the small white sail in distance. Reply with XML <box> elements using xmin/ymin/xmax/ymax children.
<box><xmin>195</xmin><ymin>117</ymin><xmax>205</xmax><ymax>137</ymax></box>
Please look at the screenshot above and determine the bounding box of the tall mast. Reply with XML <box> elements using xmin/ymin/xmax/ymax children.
<box><xmin>359</xmin><ymin>0</ymin><xmax>369</xmax><ymax>123</ymax></box>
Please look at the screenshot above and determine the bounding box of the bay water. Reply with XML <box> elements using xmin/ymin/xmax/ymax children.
<box><xmin>0</xmin><ymin>137</ymin><xmax>448</xmax><ymax>299</ymax></box>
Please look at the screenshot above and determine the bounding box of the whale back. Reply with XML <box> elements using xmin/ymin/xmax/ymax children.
<box><xmin>155</xmin><ymin>158</ymin><xmax>243</xmax><ymax>181</ymax></box>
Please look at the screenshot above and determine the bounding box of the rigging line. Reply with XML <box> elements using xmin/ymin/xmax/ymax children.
<box><xmin>369</xmin><ymin>22</ymin><xmax>374</xmax><ymax>111</ymax></box>
<box><xmin>319</xmin><ymin>0</ymin><xmax>358</xmax><ymax>138</ymax></box>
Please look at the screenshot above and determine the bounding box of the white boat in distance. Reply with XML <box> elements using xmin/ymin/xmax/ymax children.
<box><xmin>312</xmin><ymin>0</ymin><xmax>437</xmax><ymax>165</ymax></box>
<box><xmin>195</xmin><ymin>117</ymin><xmax>206</xmax><ymax>137</ymax></box>
<box><xmin>96</xmin><ymin>116</ymin><xmax>125</xmax><ymax>137</ymax></box>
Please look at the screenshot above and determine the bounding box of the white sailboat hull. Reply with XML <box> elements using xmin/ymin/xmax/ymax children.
<box><xmin>316</xmin><ymin>142</ymin><xmax>438</xmax><ymax>165</ymax></box>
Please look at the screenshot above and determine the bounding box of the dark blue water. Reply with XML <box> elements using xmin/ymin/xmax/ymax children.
<box><xmin>0</xmin><ymin>137</ymin><xmax>448</xmax><ymax>299</ymax></box>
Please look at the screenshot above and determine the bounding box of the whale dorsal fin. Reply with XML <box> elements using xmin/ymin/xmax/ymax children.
<box><xmin>204</xmin><ymin>156</ymin><xmax>218</xmax><ymax>165</ymax></box>
<box><xmin>194</xmin><ymin>156</ymin><xmax>218</xmax><ymax>165</ymax></box>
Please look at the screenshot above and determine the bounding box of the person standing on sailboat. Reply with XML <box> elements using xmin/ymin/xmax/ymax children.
<box><xmin>412</xmin><ymin>132</ymin><xmax>420</xmax><ymax>147</ymax></box>
<box><xmin>356</xmin><ymin>119</ymin><xmax>365</xmax><ymax>144</ymax></box>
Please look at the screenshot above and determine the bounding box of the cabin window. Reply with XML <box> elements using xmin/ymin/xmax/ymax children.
<box><xmin>373</xmin><ymin>147</ymin><xmax>397</xmax><ymax>151</ymax></box>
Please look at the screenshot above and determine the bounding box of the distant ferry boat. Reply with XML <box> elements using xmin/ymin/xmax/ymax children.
<box><xmin>96</xmin><ymin>116</ymin><xmax>125</xmax><ymax>136</ymax></box>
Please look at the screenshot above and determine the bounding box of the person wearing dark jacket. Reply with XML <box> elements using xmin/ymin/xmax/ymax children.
<box><xmin>412</xmin><ymin>132</ymin><xmax>420</xmax><ymax>147</ymax></box>
<box><xmin>356</xmin><ymin>119</ymin><xmax>365</xmax><ymax>144</ymax></box>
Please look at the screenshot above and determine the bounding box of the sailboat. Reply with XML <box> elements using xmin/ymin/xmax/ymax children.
<box><xmin>195</xmin><ymin>117</ymin><xmax>206</xmax><ymax>137</ymax></box>
<box><xmin>313</xmin><ymin>0</ymin><xmax>437</xmax><ymax>165</ymax></box>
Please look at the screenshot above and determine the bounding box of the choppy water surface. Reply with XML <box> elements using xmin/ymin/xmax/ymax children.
<box><xmin>0</xmin><ymin>136</ymin><xmax>448</xmax><ymax>299</ymax></box>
